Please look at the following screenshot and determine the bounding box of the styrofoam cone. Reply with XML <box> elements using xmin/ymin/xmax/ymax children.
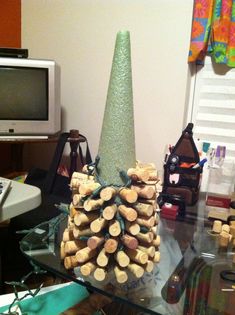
<box><xmin>97</xmin><ymin>30</ymin><xmax>136</xmax><ymax>186</ymax></box>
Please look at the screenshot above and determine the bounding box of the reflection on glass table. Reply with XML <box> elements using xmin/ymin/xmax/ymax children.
<box><xmin>20</xmin><ymin>201</ymin><xmax>235</xmax><ymax>315</ymax></box>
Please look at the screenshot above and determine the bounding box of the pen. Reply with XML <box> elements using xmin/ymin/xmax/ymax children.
<box><xmin>192</xmin><ymin>158</ymin><xmax>207</xmax><ymax>169</ymax></box>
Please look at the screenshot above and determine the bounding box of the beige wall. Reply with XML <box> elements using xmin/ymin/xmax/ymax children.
<box><xmin>22</xmin><ymin>0</ymin><xmax>193</xmax><ymax>170</ymax></box>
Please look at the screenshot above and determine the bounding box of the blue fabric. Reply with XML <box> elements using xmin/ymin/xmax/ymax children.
<box><xmin>0</xmin><ymin>282</ymin><xmax>99</xmax><ymax>315</ymax></box>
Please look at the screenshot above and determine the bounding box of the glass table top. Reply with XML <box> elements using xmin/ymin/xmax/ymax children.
<box><xmin>20</xmin><ymin>197</ymin><xmax>235</xmax><ymax>315</ymax></box>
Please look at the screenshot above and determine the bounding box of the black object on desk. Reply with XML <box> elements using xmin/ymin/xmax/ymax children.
<box><xmin>163</xmin><ymin>123</ymin><xmax>203</xmax><ymax>206</ymax></box>
<box><xmin>2</xmin><ymin>130</ymin><xmax>92</xmax><ymax>289</ymax></box>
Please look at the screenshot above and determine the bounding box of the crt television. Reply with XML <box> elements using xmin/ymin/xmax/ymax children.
<box><xmin>0</xmin><ymin>57</ymin><xmax>60</xmax><ymax>137</ymax></box>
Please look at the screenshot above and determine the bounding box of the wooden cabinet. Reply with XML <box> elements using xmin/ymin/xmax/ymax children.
<box><xmin>0</xmin><ymin>136</ymin><xmax>59</xmax><ymax>178</ymax></box>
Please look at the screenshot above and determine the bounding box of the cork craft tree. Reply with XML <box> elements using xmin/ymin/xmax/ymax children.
<box><xmin>61</xmin><ymin>31</ymin><xmax>161</xmax><ymax>284</ymax></box>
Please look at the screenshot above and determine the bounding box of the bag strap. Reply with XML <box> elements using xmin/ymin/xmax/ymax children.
<box><xmin>78</xmin><ymin>134</ymin><xmax>92</xmax><ymax>165</ymax></box>
<box><xmin>43</xmin><ymin>132</ymin><xmax>69</xmax><ymax>193</ymax></box>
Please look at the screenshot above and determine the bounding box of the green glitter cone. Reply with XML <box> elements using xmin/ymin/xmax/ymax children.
<box><xmin>97</xmin><ymin>30</ymin><xmax>136</xmax><ymax>185</ymax></box>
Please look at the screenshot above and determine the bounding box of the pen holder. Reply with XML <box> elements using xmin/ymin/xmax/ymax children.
<box><xmin>162</xmin><ymin>123</ymin><xmax>203</xmax><ymax>206</ymax></box>
<box><xmin>163</xmin><ymin>164</ymin><xmax>202</xmax><ymax>206</ymax></box>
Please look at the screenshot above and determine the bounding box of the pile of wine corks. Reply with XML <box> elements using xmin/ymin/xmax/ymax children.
<box><xmin>212</xmin><ymin>219</ymin><xmax>235</xmax><ymax>250</ymax></box>
<box><xmin>60</xmin><ymin>162</ymin><xmax>161</xmax><ymax>284</ymax></box>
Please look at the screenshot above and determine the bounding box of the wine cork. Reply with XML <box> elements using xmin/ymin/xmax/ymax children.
<box><xmin>60</xmin><ymin>241</ymin><xmax>66</xmax><ymax>260</ymax></box>
<box><xmin>131</xmin><ymin>185</ymin><xmax>155</xmax><ymax>200</ymax></box>
<box><xmin>70</xmin><ymin>178</ymin><xmax>81</xmax><ymax>190</ymax></box>
<box><xmin>114</xmin><ymin>266</ymin><xmax>128</xmax><ymax>283</ymax></box>
<box><xmin>147</xmin><ymin>170</ymin><xmax>158</xmax><ymax>181</ymax></box>
<box><xmin>96</xmin><ymin>248</ymin><xmax>109</xmax><ymax>267</ymax></box>
<box><xmin>100</xmin><ymin>187</ymin><xmax>117</xmax><ymax>201</ymax></box>
<box><xmin>152</xmin><ymin>235</ymin><xmax>161</xmax><ymax>247</ymax></box>
<box><xmin>138</xmin><ymin>198</ymin><xmax>157</xmax><ymax>208</ymax></box>
<box><xmin>70</xmin><ymin>178</ymin><xmax>95</xmax><ymax>195</ymax></box>
<box><xmin>126</xmin><ymin>248</ymin><xmax>148</xmax><ymax>265</ymax></box>
<box><xmin>212</xmin><ymin>220</ymin><xmax>222</xmax><ymax>234</ymax></box>
<box><xmin>102</xmin><ymin>204</ymin><xmax>117</xmax><ymax>220</ymax></box>
<box><xmin>64</xmin><ymin>240</ymin><xmax>87</xmax><ymax>255</ymax></box>
<box><xmin>155</xmin><ymin>213</ymin><xmax>160</xmax><ymax>225</ymax></box>
<box><xmin>143</xmin><ymin>260</ymin><xmax>154</xmax><ymax>273</ymax></box>
<box><xmin>230</xmin><ymin>225</ymin><xmax>235</xmax><ymax>238</ymax></box>
<box><xmin>125</xmin><ymin>221</ymin><xmax>140</xmax><ymax>236</ymax></box>
<box><xmin>73</xmin><ymin>226</ymin><xmax>94</xmax><ymax>239</ymax></box>
<box><xmin>64</xmin><ymin>255</ymin><xmax>79</xmax><ymax>270</ymax></box>
<box><xmin>127</xmin><ymin>263</ymin><xmax>144</xmax><ymax>278</ymax></box>
<box><xmin>87</xmin><ymin>235</ymin><xmax>105</xmax><ymax>250</ymax></box>
<box><xmin>118</xmin><ymin>205</ymin><xmax>137</xmax><ymax>222</ymax></box>
<box><xmin>219</xmin><ymin>231</ymin><xmax>230</xmax><ymax>248</ymax></box>
<box><xmin>72</xmin><ymin>194</ymin><xmax>84</xmax><ymax>208</ymax></box>
<box><xmin>70</xmin><ymin>172</ymin><xmax>94</xmax><ymax>191</ymax></box>
<box><xmin>80</xmin><ymin>261</ymin><xmax>96</xmax><ymax>276</ymax></box>
<box><xmin>136</xmin><ymin>216</ymin><xmax>155</xmax><ymax>228</ymax></box>
<box><xmin>104</xmin><ymin>238</ymin><xmax>118</xmax><ymax>253</ymax></box>
<box><xmin>84</xmin><ymin>199</ymin><xmax>104</xmax><ymax>211</ymax></box>
<box><xmin>151</xmin><ymin>225</ymin><xmax>158</xmax><ymax>236</ymax></box>
<box><xmin>222</xmin><ymin>224</ymin><xmax>230</xmax><ymax>234</ymax></box>
<box><xmin>74</xmin><ymin>212</ymin><xmax>99</xmax><ymax>227</ymax></box>
<box><xmin>62</xmin><ymin>228</ymin><xmax>75</xmax><ymax>242</ymax></box>
<box><xmin>134</xmin><ymin>202</ymin><xmax>154</xmax><ymax>217</ymax></box>
<box><xmin>79</xmin><ymin>182</ymin><xmax>101</xmax><ymax>196</ymax></box>
<box><xmin>127</xmin><ymin>168</ymin><xmax>149</xmax><ymax>182</ymax></box>
<box><xmin>94</xmin><ymin>268</ymin><xmax>107</xmax><ymax>281</ymax></box>
<box><xmin>90</xmin><ymin>217</ymin><xmax>107</xmax><ymax>233</ymax></box>
<box><xmin>136</xmin><ymin>232</ymin><xmax>154</xmax><ymax>244</ymax></box>
<box><xmin>153</xmin><ymin>251</ymin><xmax>160</xmax><ymax>263</ymax></box>
<box><xmin>75</xmin><ymin>247</ymin><xmax>97</xmax><ymax>263</ymax></box>
<box><xmin>71</xmin><ymin>170</ymin><xmax>81</xmax><ymax>179</ymax></box>
<box><xmin>67</xmin><ymin>216</ymin><xmax>75</xmax><ymax>229</ymax></box>
<box><xmin>115</xmin><ymin>250</ymin><xmax>130</xmax><ymax>267</ymax></box>
<box><xmin>109</xmin><ymin>220</ymin><xmax>121</xmax><ymax>236</ymax></box>
<box><xmin>69</xmin><ymin>205</ymin><xmax>78</xmax><ymax>218</ymax></box>
<box><xmin>71</xmin><ymin>171</ymin><xmax>94</xmax><ymax>182</ymax></box>
<box><xmin>121</xmin><ymin>234</ymin><xmax>139</xmax><ymax>249</ymax></box>
<box><xmin>81</xmin><ymin>164</ymin><xmax>94</xmax><ymax>174</ymax></box>
<box><xmin>119</xmin><ymin>188</ymin><xmax>138</xmax><ymax>203</ymax></box>
<box><xmin>138</xmin><ymin>245</ymin><xmax>155</xmax><ymax>258</ymax></box>
<box><xmin>156</xmin><ymin>182</ymin><xmax>162</xmax><ymax>193</ymax></box>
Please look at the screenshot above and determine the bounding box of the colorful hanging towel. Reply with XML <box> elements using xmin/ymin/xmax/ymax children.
<box><xmin>188</xmin><ymin>0</ymin><xmax>235</xmax><ymax>67</ymax></box>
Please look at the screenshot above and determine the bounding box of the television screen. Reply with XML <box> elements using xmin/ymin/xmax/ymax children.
<box><xmin>0</xmin><ymin>66</ymin><xmax>48</xmax><ymax>120</ymax></box>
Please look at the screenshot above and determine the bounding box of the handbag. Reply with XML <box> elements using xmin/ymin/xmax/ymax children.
<box><xmin>163</xmin><ymin>123</ymin><xmax>203</xmax><ymax>206</ymax></box>
<box><xmin>10</xmin><ymin>131</ymin><xmax>92</xmax><ymax>231</ymax></box>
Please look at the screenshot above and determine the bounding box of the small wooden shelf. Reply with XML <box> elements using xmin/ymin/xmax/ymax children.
<box><xmin>0</xmin><ymin>135</ymin><xmax>60</xmax><ymax>176</ymax></box>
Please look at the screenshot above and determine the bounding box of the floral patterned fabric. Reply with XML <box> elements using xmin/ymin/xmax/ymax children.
<box><xmin>188</xmin><ymin>0</ymin><xmax>235</xmax><ymax>67</ymax></box>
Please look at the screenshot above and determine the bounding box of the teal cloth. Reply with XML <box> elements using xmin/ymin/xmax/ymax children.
<box><xmin>0</xmin><ymin>282</ymin><xmax>99</xmax><ymax>315</ymax></box>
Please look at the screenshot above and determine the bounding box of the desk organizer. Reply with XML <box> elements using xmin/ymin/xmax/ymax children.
<box><xmin>163</xmin><ymin>123</ymin><xmax>203</xmax><ymax>206</ymax></box>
